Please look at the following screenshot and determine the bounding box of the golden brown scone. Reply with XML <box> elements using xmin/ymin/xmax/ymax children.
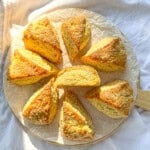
<box><xmin>60</xmin><ymin>90</ymin><xmax>94</xmax><ymax>140</ymax></box>
<box><xmin>8</xmin><ymin>48</ymin><xmax>59</xmax><ymax>85</ymax></box>
<box><xmin>22</xmin><ymin>78</ymin><xmax>58</xmax><ymax>125</ymax></box>
<box><xmin>23</xmin><ymin>17</ymin><xmax>62</xmax><ymax>63</ymax></box>
<box><xmin>61</xmin><ymin>15</ymin><xmax>91</xmax><ymax>62</ymax></box>
<box><xmin>81</xmin><ymin>37</ymin><xmax>127</xmax><ymax>72</ymax></box>
<box><xmin>54</xmin><ymin>65</ymin><xmax>100</xmax><ymax>87</ymax></box>
<box><xmin>86</xmin><ymin>80</ymin><xmax>133</xmax><ymax>119</ymax></box>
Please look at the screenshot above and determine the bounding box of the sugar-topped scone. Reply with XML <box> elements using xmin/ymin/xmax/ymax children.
<box><xmin>86</xmin><ymin>80</ymin><xmax>133</xmax><ymax>118</ymax></box>
<box><xmin>60</xmin><ymin>90</ymin><xmax>94</xmax><ymax>140</ymax></box>
<box><xmin>23</xmin><ymin>17</ymin><xmax>62</xmax><ymax>63</ymax></box>
<box><xmin>61</xmin><ymin>15</ymin><xmax>91</xmax><ymax>62</ymax></box>
<box><xmin>81</xmin><ymin>37</ymin><xmax>127</xmax><ymax>72</ymax></box>
<box><xmin>22</xmin><ymin>78</ymin><xmax>58</xmax><ymax>125</ymax></box>
<box><xmin>8</xmin><ymin>48</ymin><xmax>59</xmax><ymax>85</ymax></box>
<box><xmin>54</xmin><ymin>65</ymin><xmax>100</xmax><ymax>87</ymax></box>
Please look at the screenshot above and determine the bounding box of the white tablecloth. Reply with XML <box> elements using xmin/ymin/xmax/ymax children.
<box><xmin>1</xmin><ymin>0</ymin><xmax>150</xmax><ymax>149</ymax></box>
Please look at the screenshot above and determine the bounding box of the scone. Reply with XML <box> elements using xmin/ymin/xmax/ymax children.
<box><xmin>54</xmin><ymin>65</ymin><xmax>100</xmax><ymax>87</ymax></box>
<box><xmin>86</xmin><ymin>80</ymin><xmax>133</xmax><ymax>118</ymax></box>
<box><xmin>61</xmin><ymin>15</ymin><xmax>91</xmax><ymax>62</ymax></box>
<box><xmin>81</xmin><ymin>37</ymin><xmax>127</xmax><ymax>72</ymax></box>
<box><xmin>8</xmin><ymin>48</ymin><xmax>59</xmax><ymax>85</ymax></box>
<box><xmin>22</xmin><ymin>78</ymin><xmax>58</xmax><ymax>125</ymax></box>
<box><xmin>60</xmin><ymin>90</ymin><xmax>94</xmax><ymax>140</ymax></box>
<box><xmin>23</xmin><ymin>17</ymin><xmax>62</xmax><ymax>63</ymax></box>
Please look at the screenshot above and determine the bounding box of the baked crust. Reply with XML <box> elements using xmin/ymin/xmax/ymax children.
<box><xmin>61</xmin><ymin>15</ymin><xmax>91</xmax><ymax>62</ymax></box>
<box><xmin>60</xmin><ymin>90</ymin><xmax>94</xmax><ymax>140</ymax></box>
<box><xmin>81</xmin><ymin>37</ymin><xmax>127</xmax><ymax>72</ymax></box>
<box><xmin>86</xmin><ymin>80</ymin><xmax>133</xmax><ymax>118</ymax></box>
<box><xmin>7</xmin><ymin>48</ymin><xmax>59</xmax><ymax>85</ymax></box>
<box><xmin>23</xmin><ymin>17</ymin><xmax>62</xmax><ymax>63</ymax></box>
<box><xmin>54</xmin><ymin>65</ymin><xmax>100</xmax><ymax>87</ymax></box>
<box><xmin>22</xmin><ymin>78</ymin><xmax>58</xmax><ymax>125</ymax></box>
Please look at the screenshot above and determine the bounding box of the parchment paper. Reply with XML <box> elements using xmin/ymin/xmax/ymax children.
<box><xmin>3</xmin><ymin>8</ymin><xmax>139</xmax><ymax>145</ymax></box>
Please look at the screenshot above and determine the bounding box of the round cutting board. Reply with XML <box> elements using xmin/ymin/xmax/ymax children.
<box><xmin>3</xmin><ymin>8</ymin><xmax>139</xmax><ymax>145</ymax></box>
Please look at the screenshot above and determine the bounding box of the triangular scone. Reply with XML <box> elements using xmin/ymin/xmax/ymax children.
<box><xmin>60</xmin><ymin>90</ymin><xmax>94</xmax><ymax>140</ymax></box>
<box><xmin>54</xmin><ymin>65</ymin><xmax>100</xmax><ymax>87</ymax></box>
<box><xmin>61</xmin><ymin>15</ymin><xmax>91</xmax><ymax>62</ymax></box>
<box><xmin>22</xmin><ymin>78</ymin><xmax>58</xmax><ymax>125</ymax></box>
<box><xmin>8</xmin><ymin>48</ymin><xmax>59</xmax><ymax>85</ymax></box>
<box><xmin>81</xmin><ymin>37</ymin><xmax>127</xmax><ymax>72</ymax></box>
<box><xmin>86</xmin><ymin>80</ymin><xmax>133</xmax><ymax>119</ymax></box>
<box><xmin>23</xmin><ymin>17</ymin><xmax>62</xmax><ymax>63</ymax></box>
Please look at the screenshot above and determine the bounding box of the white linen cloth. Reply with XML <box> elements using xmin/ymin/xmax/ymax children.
<box><xmin>1</xmin><ymin>0</ymin><xmax>150</xmax><ymax>149</ymax></box>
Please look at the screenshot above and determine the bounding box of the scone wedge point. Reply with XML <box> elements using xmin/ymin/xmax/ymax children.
<box><xmin>54</xmin><ymin>65</ymin><xmax>100</xmax><ymax>87</ymax></box>
<box><xmin>81</xmin><ymin>37</ymin><xmax>127</xmax><ymax>72</ymax></box>
<box><xmin>61</xmin><ymin>15</ymin><xmax>91</xmax><ymax>62</ymax></box>
<box><xmin>86</xmin><ymin>80</ymin><xmax>133</xmax><ymax>118</ymax></box>
<box><xmin>22</xmin><ymin>78</ymin><xmax>58</xmax><ymax>125</ymax></box>
<box><xmin>23</xmin><ymin>17</ymin><xmax>62</xmax><ymax>63</ymax></box>
<box><xmin>7</xmin><ymin>48</ymin><xmax>59</xmax><ymax>85</ymax></box>
<box><xmin>60</xmin><ymin>90</ymin><xmax>94</xmax><ymax>140</ymax></box>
